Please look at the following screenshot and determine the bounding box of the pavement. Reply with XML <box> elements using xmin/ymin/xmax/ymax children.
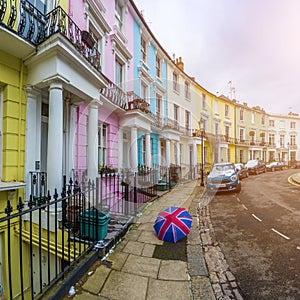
<box><xmin>66</xmin><ymin>179</ymin><xmax>247</xmax><ymax>300</ymax></box>
<box><xmin>290</xmin><ymin>172</ymin><xmax>300</xmax><ymax>185</ymax></box>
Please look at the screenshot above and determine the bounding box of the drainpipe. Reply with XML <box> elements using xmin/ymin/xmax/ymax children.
<box><xmin>18</xmin><ymin>61</ymin><xmax>24</xmax><ymax>183</ymax></box>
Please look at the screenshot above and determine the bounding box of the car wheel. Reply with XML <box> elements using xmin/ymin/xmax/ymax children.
<box><xmin>272</xmin><ymin>167</ymin><xmax>275</xmax><ymax>172</ymax></box>
<box><xmin>236</xmin><ymin>183</ymin><xmax>241</xmax><ymax>193</ymax></box>
<box><xmin>255</xmin><ymin>168</ymin><xmax>259</xmax><ymax>175</ymax></box>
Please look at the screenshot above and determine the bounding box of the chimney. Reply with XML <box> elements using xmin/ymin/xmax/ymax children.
<box><xmin>176</xmin><ymin>56</ymin><xmax>184</xmax><ymax>71</ymax></box>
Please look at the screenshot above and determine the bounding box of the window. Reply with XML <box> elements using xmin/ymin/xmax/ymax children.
<box><xmin>141</xmin><ymin>82</ymin><xmax>148</xmax><ymax>101</ymax></box>
<box><xmin>29</xmin><ymin>0</ymin><xmax>47</xmax><ymax>13</ymax></box>
<box><xmin>239</xmin><ymin>128</ymin><xmax>244</xmax><ymax>141</ymax></box>
<box><xmin>115</xmin><ymin>58</ymin><xmax>124</xmax><ymax>88</ymax></box>
<box><xmin>290</xmin><ymin>135</ymin><xmax>296</xmax><ymax>146</ymax></box>
<box><xmin>269</xmin><ymin>120</ymin><xmax>274</xmax><ymax>127</ymax></box>
<box><xmin>115</xmin><ymin>1</ymin><xmax>123</xmax><ymax>31</ymax></box>
<box><xmin>269</xmin><ymin>133</ymin><xmax>275</xmax><ymax>145</ymax></box>
<box><xmin>185</xmin><ymin>110</ymin><xmax>190</xmax><ymax>130</ymax></box>
<box><xmin>291</xmin><ymin>121</ymin><xmax>296</xmax><ymax>129</ymax></box>
<box><xmin>240</xmin><ymin>109</ymin><xmax>244</xmax><ymax>121</ymax></box>
<box><xmin>98</xmin><ymin>123</ymin><xmax>107</xmax><ymax>167</ymax></box>
<box><xmin>156</xmin><ymin>55</ymin><xmax>161</xmax><ymax>78</ymax></box>
<box><xmin>141</xmin><ymin>37</ymin><xmax>147</xmax><ymax>62</ymax></box>
<box><xmin>142</xmin><ymin>136</ymin><xmax>146</xmax><ymax>164</ymax></box>
<box><xmin>214</xmin><ymin>100</ymin><xmax>218</xmax><ymax>114</ymax></box>
<box><xmin>251</xmin><ymin>112</ymin><xmax>255</xmax><ymax>124</ymax></box>
<box><xmin>225</xmin><ymin>125</ymin><xmax>230</xmax><ymax>139</ymax></box>
<box><xmin>225</xmin><ymin>104</ymin><xmax>229</xmax><ymax>117</ymax></box>
<box><xmin>156</xmin><ymin>94</ymin><xmax>162</xmax><ymax>116</ymax></box>
<box><xmin>184</xmin><ymin>82</ymin><xmax>190</xmax><ymax>99</ymax></box>
<box><xmin>202</xmin><ymin>94</ymin><xmax>206</xmax><ymax>110</ymax></box>
<box><xmin>239</xmin><ymin>150</ymin><xmax>244</xmax><ymax>163</ymax></box>
<box><xmin>174</xmin><ymin>104</ymin><xmax>179</xmax><ymax>122</ymax></box>
<box><xmin>261</xmin><ymin>115</ymin><xmax>265</xmax><ymax>125</ymax></box>
<box><xmin>173</xmin><ymin>73</ymin><xmax>179</xmax><ymax>92</ymax></box>
<box><xmin>280</xmin><ymin>135</ymin><xmax>285</xmax><ymax>147</ymax></box>
<box><xmin>215</xmin><ymin>122</ymin><xmax>219</xmax><ymax>136</ymax></box>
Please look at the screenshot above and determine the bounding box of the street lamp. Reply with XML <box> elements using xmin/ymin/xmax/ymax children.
<box><xmin>199</xmin><ymin>119</ymin><xmax>205</xmax><ymax>186</ymax></box>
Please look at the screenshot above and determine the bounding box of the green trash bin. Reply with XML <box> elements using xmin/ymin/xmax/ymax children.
<box><xmin>78</xmin><ymin>209</ymin><xmax>110</xmax><ymax>240</ymax></box>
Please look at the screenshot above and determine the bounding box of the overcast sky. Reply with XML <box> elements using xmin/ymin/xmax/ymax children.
<box><xmin>134</xmin><ymin>0</ymin><xmax>300</xmax><ymax>115</ymax></box>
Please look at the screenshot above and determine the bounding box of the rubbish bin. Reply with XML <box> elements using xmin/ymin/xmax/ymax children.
<box><xmin>78</xmin><ymin>208</ymin><xmax>110</xmax><ymax>240</ymax></box>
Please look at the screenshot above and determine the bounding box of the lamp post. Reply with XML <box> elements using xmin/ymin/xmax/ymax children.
<box><xmin>199</xmin><ymin>119</ymin><xmax>205</xmax><ymax>187</ymax></box>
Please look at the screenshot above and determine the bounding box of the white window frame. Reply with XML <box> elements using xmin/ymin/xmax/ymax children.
<box><xmin>98</xmin><ymin>122</ymin><xmax>107</xmax><ymax>168</ymax></box>
<box><xmin>225</xmin><ymin>104</ymin><xmax>229</xmax><ymax>117</ymax></box>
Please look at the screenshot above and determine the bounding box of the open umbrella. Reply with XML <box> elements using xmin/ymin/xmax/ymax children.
<box><xmin>154</xmin><ymin>206</ymin><xmax>192</xmax><ymax>243</ymax></box>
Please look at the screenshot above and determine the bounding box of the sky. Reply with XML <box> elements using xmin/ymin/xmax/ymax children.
<box><xmin>134</xmin><ymin>0</ymin><xmax>300</xmax><ymax>115</ymax></box>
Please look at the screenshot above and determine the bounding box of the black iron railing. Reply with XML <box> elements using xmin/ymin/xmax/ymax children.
<box><xmin>0</xmin><ymin>1</ymin><xmax>101</xmax><ymax>72</ymax></box>
<box><xmin>99</xmin><ymin>81</ymin><xmax>127</xmax><ymax>109</ymax></box>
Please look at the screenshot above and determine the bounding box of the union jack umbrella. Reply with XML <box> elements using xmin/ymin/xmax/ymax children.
<box><xmin>153</xmin><ymin>206</ymin><xmax>192</xmax><ymax>243</ymax></box>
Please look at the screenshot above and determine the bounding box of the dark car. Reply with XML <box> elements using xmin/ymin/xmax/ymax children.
<box><xmin>206</xmin><ymin>162</ymin><xmax>241</xmax><ymax>194</ymax></box>
<box><xmin>266</xmin><ymin>161</ymin><xmax>284</xmax><ymax>172</ymax></box>
<box><xmin>234</xmin><ymin>163</ymin><xmax>249</xmax><ymax>179</ymax></box>
<box><xmin>245</xmin><ymin>159</ymin><xmax>266</xmax><ymax>175</ymax></box>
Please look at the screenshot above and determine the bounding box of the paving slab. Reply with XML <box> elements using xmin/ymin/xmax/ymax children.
<box><xmin>82</xmin><ymin>265</ymin><xmax>111</xmax><ymax>294</ymax></box>
<box><xmin>106</xmin><ymin>251</ymin><xmax>129</xmax><ymax>271</ymax></box>
<box><xmin>122</xmin><ymin>240</ymin><xmax>145</xmax><ymax>255</ymax></box>
<box><xmin>147</xmin><ymin>278</ymin><xmax>190</xmax><ymax>300</ymax></box>
<box><xmin>122</xmin><ymin>254</ymin><xmax>161</xmax><ymax>278</ymax></box>
<box><xmin>158</xmin><ymin>260</ymin><xmax>188</xmax><ymax>281</ymax></box>
<box><xmin>100</xmin><ymin>270</ymin><xmax>148</xmax><ymax>300</ymax></box>
<box><xmin>137</xmin><ymin>230</ymin><xmax>164</xmax><ymax>245</ymax></box>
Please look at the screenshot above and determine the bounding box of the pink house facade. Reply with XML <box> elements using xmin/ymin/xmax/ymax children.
<box><xmin>70</xmin><ymin>0</ymin><xmax>135</xmax><ymax>180</ymax></box>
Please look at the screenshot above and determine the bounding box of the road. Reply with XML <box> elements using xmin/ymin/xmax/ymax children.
<box><xmin>209</xmin><ymin>169</ymin><xmax>300</xmax><ymax>300</ymax></box>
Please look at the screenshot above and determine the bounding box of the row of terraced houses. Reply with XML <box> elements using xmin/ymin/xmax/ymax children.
<box><xmin>0</xmin><ymin>0</ymin><xmax>300</xmax><ymax>298</ymax></box>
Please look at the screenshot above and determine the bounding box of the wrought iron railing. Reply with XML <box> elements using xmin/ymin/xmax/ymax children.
<box><xmin>99</xmin><ymin>81</ymin><xmax>127</xmax><ymax>109</ymax></box>
<box><xmin>127</xmin><ymin>91</ymin><xmax>150</xmax><ymax>113</ymax></box>
<box><xmin>0</xmin><ymin>2</ymin><xmax>101</xmax><ymax>72</ymax></box>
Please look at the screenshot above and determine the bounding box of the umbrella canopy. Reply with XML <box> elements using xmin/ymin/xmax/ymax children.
<box><xmin>154</xmin><ymin>206</ymin><xmax>192</xmax><ymax>243</ymax></box>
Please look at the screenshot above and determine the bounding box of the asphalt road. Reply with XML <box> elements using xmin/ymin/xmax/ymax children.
<box><xmin>209</xmin><ymin>169</ymin><xmax>300</xmax><ymax>300</ymax></box>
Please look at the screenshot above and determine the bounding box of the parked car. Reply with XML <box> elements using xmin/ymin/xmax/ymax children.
<box><xmin>245</xmin><ymin>159</ymin><xmax>266</xmax><ymax>175</ymax></box>
<box><xmin>266</xmin><ymin>161</ymin><xmax>284</xmax><ymax>172</ymax></box>
<box><xmin>291</xmin><ymin>161</ymin><xmax>300</xmax><ymax>169</ymax></box>
<box><xmin>206</xmin><ymin>162</ymin><xmax>241</xmax><ymax>194</ymax></box>
<box><xmin>234</xmin><ymin>163</ymin><xmax>249</xmax><ymax>179</ymax></box>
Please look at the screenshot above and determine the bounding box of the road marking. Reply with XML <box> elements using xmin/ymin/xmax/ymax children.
<box><xmin>236</xmin><ymin>197</ymin><xmax>240</xmax><ymax>202</ymax></box>
<box><xmin>242</xmin><ymin>204</ymin><xmax>248</xmax><ymax>210</ymax></box>
<box><xmin>271</xmin><ymin>228</ymin><xmax>290</xmax><ymax>240</ymax></box>
<box><xmin>288</xmin><ymin>175</ymin><xmax>300</xmax><ymax>186</ymax></box>
<box><xmin>252</xmin><ymin>214</ymin><xmax>262</xmax><ymax>222</ymax></box>
<box><xmin>297</xmin><ymin>246</ymin><xmax>300</xmax><ymax>250</ymax></box>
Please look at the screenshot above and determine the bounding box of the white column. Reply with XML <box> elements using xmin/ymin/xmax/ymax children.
<box><xmin>176</xmin><ymin>142</ymin><xmax>180</xmax><ymax>166</ymax></box>
<box><xmin>145</xmin><ymin>132</ymin><xmax>151</xmax><ymax>168</ymax></box>
<box><xmin>24</xmin><ymin>87</ymin><xmax>41</xmax><ymax>200</ymax></box>
<box><xmin>87</xmin><ymin>101</ymin><xmax>98</xmax><ymax>182</ymax></box>
<box><xmin>47</xmin><ymin>81</ymin><xmax>63</xmax><ymax>195</ymax></box>
<box><xmin>166</xmin><ymin>139</ymin><xmax>170</xmax><ymax>167</ymax></box>
<box><xmin>118</xmin><ymin>127</ymin><xmax>123</xmax><ymax>171</ymax></box>
<box><xmin>193</xmin><ymin>142</ymin><xmax>197</xmax><ymax>166</ymax></box>
<box><xmin>130</xmin><ymin>127</ymin><xmax>138</xmax><ymax>172</ymax></box>
<box><xmin>68</xmin><ymin>104</ymin><xmax>77</xmax><ymax>178</ymax></box>
<box><xmin>158</xmin><ymin>139</ymin><xmax>162</xmax><ymax>166</ymax></box>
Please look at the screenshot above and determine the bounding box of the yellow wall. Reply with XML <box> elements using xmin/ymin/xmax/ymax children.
<box><xmin>0</xmin><ymin>51</ymin><xmax>27</xmax><ymax>182</ymax></box>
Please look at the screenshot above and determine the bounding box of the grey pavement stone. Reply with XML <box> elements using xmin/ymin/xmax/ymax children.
<box><xmin>147</xmin><ymin>278</ymin><xmax>190</xmax><ymax>300</ymax></box>
<box><xmin>190</xmin><ymin>276</ymin><xmax>216</xmax><ymax>300</ymax></box>
<box><xmin>137</xmin><ymin>230</ymin><xmax>164</xmax><ymax>245</ymax></box>
<box><xmin>124</xmin><ymin>229</ymin><xmax>142</xmax><ymax>241</ymax></box>
<box><xmin>107</xmin><ymin>251</ymin><xmax>128</xmax><ymax>271</ymax></box>
<box><xmin>158</xmin><ymin>260</ymin><xmax>188</xmax><ymax>281</ymax></box>
<box><xmin>100</xmin><ymin>270</ymin><xmax>148</xmax><ymax>300</ymax></box>
<box><xmin>187</xmin><ymin>244</ymin><xmax>208</xmax><ymax>276</ymax></box>
<box><xmin>73</xmin><ymin>292</ymin><xmax>105</xmax><ymax>299</ymax></box>
<box><xmin>122</xmin><ymin>240</ymin><xmax>145</xmax><ymax>256</ymax></box>
<box><xmin>142</xmin><ymin>243</ymin><xmax>155</xmax><ymax>257</ymax></box>
<box><xmin>122</xmin><ymin>254</ymin><xmax>160</xmax><ymax>278</ymax></box>
<box><xmin>82</xmin><ymin>265</ymin><xmax>111</xmax><ymax>294</ymax></box>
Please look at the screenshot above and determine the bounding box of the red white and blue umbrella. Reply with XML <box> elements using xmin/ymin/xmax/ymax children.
<box><xmin>153</xmin><ymin>206</ymin><xmax>192</xmax><ymax>243</ymax></box>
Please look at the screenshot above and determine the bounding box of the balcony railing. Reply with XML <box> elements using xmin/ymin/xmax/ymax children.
<box><xmin>0</xmin><ymin>2</ymin><xmax>101</xmax><ymax>73</ymax></box>
<box><xmin>100</xmin><ymin>81</ymin><xmax>127</xmax><ymax>109</ymax></box>
<box><xmin>127</xmin><ymin>91</ymin><xmax>150</xmax><ymax>113</ymax></box>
